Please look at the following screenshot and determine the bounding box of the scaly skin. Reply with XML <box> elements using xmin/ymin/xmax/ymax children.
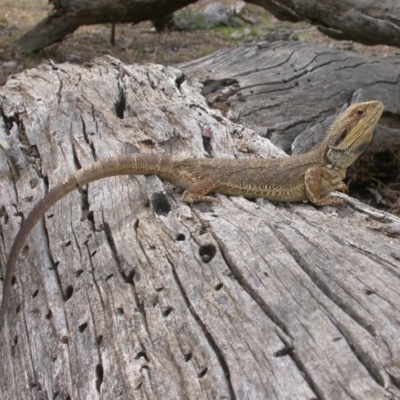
<box><xmin>0</xmin><ymin>100</ymin><xmax>384</xmax><ymax>331</ymax></box>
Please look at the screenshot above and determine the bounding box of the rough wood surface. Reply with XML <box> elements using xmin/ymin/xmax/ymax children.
<box><xmin>0</xmin><ymin>56</ymin><xmax>400</xmax><ymax>399</ymax></box>
<box><xmin>248</xmin><ymin>0</ymin><xmax>400</xmax><ymax>46</ymax></box>
<box><xmin>13</xmin><ymin>0</ymin><xmax>400</xmax><ymax>52</ymax></box>
<box><xmin>181</xmin><ymin>40</ymin><xmax>400</xmax><ymax>155</ymax></box>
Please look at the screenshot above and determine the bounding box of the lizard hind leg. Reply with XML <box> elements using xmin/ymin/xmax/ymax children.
<box><xmin>181</xmin><ymin>178</ymin><xmax>219</xmax><ymax>204</ymax></box>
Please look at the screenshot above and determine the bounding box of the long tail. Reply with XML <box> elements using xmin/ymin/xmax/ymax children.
<box><xmin>0</xmin><ymin>153</ymin><xmax>170</xmax><ymax>331</ymax></box>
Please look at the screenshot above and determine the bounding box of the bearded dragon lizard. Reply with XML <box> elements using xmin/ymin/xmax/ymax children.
<box><xmin>0</xmin><ymin>100</ymin><xmax>384</xmax><ymax>331</ymax></box>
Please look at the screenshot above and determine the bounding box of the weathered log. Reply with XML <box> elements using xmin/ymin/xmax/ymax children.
<box><xmin>13</xmin><ymin>0</ymin><xmax>400</xmax><ymax>53</ymax></box>
<box><xmin>12</xmin><ymin>0</ymin><xmax>198</xmax><ymax>53</ymax></box>
<box><xmin>248</xmin><ymin>0</ymin><xmax>400</xmax><ymax>47</ymax></box>
<box><xmin>0</xmin><ymin>56</ymin><xmax>400</xmax><ymax>399</ymax></box>
<box><xmin>181</xmin><ymin>41</ymin><xmax>400</xmax><ymax>155</ymax></box>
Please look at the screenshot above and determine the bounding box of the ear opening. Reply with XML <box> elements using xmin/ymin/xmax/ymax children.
<box><xmin>330</xmin><ymin>129</ymin><xmax>348</xmax><ymax>148</ymax></box>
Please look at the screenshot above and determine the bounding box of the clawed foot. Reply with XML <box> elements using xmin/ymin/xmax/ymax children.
<box><xmin>181</xmin><ymin>194</ymin><xmax>219</xmax><ymax>205</ymax></box>
<box><xmin>337</xmin><ymin>183</ymin><xmax>349</xmax><ymax>194</ymax></box>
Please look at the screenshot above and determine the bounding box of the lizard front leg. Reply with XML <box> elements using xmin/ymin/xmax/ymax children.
<box><xmin>304</xmin><ymin>166</ymin><xmax>347</xmax><ymax>206</ymax></box>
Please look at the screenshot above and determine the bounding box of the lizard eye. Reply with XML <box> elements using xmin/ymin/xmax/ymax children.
<box><xmin>356</xmin><ymin>109</ymin><xmax>364</xmax><ymax>116</ymax></box>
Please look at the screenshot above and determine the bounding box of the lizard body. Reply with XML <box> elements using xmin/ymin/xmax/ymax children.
<box><xmin>0</xmin><ymin>100</ymin><xmax>383</xmax><ymax>331</ymax></box>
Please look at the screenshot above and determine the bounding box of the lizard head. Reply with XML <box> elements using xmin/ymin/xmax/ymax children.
<box><xmin>325</xmin><ymin>100</ymin><xmax>384</xmax><ymax>169</ymax></box>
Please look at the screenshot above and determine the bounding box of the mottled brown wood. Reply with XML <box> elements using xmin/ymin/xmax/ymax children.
<box><xmin>0</xmin><ymin>56</ymin><xmax>400</xmax><ymax>399</ymax></box>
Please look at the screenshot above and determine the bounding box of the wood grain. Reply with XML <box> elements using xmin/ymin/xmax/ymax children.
<box><xmin>0</xmin><ymin>55</ymin><xmax>399</xmax><ymax>399</ymax></box>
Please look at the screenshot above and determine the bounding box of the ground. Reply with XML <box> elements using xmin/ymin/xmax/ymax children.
<box><xmin>0</xmin><ymin>0</ymin><xmax>399</xmax><ymax>213</ymax></box>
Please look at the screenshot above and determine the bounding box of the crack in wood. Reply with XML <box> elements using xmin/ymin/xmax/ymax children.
<box><xmin>166</xmin><ymin>254</ymin><xmax>236</xmax><ymax>399</ymax></box>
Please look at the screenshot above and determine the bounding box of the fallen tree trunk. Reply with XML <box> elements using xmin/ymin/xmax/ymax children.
<box><xmin>248</xmin><ymin>0</ymin><xmax>400</xmax><ymax>46</ymax></box>
<box><xmin>0</xmin><ymin>55</ymin><xmax>400</xmax><ymax>399</ymax></box>
<box><xmin>12</xmin><ymin>0</ymin><xmax>400</xmax><ymax>52</ymax></box>
<box><xmin>181</xmin><ymin>41</ymin><xmax>400</xmax><ymax>155</ymax></box>
<box><xmin>12</xmin><ymin>0</ymin><xmax>198</xmax><ymax>53</ymax></box>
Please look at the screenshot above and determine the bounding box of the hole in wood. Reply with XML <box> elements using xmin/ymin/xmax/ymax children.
<box><xmin>95</xmin><ymin>364</ymin><xmax>103</xmax><ymax>393</ymax></box>
<box><xmin>175</xmin><ymin>73</ymin><xmax>185</xmax><ymax>89</ymax></box>
<box><xmin>76</xmin><ymin>269</ymin><xmax>84</xmax><ymax>277</ymax></box>
<box><xmin>214</xmin><ymin>282</ymin><xmax>223</xmax><ymax>291</ymax></box>
<box><xmin>175</xmin><ymin>233</ymin><xmax>186</xmax><ymax>241</ymax></box>
<box><xmin>202</xmin><ymin>135</ymin><xmax>212</xmax><ymax>154</ymax></box>
<box><xmin>199</xmin><ymin>244</ymin><xmax>216</xmax><ymax>263</ymax></box>
<box><xmin>198</xmin><ymin>367</ymin><xmax>208</xmax><ymax>378</ymax></box>
<box><xmin>65</xmin><ymin>240</ymin><xmax>71</xmax><ymax>247</ymax></box>
<box><xmin>78</xmin><ymin>322</ymin><xmax>88</xmax><ymax>333</ymax></box>
<box><xmin>162</xmin><ymin>306</ymin><xmax>173</xmax><ymax>317</ymax></box>
<box><xmin>97</xmin><ymin>335</ymin><xmax>103</xmax><ymax>346</ymax></box>
<box><xmin>105</xmin><ymin>274</ymin><xmax>114</xmax><ymax>282</ymax></box>
<box><xmin>126</xmin><ymin>269</ymin><xmax>136</xmax><ymax>284</ymax></box>
<box><xmin>87</xmin><ymin>210</ymin><xmax>94</xmax><ymax>223</ymax></box>
<box><xmin>45</xmin><ymin>310</ymin><xmax>52</xmax><ymax>320</ymax></box>
<box><xmin>32</xmin><ymin>289</ymin><xmax>38</xmax><ymax>298</ymax></box>
<box><xmin>184</xmin><ymin>352</ymin><xmax>192</xmax><ymax>362</ymax></box>
<box><xmin>61</xmin><ymin>336</ymin><xmax>69</xmax><ymax>344</ymax></box>
<box><xmin>135</xmin><ymin>351</ymin><xmax>149</xmax><ymax>361</ymax></box>
<box><xmin>64</xmin><ymin>285</ymin><xmax>74</xmax><ymax>301</ymax></box>
<box><xmin>150</xmin><ymin>192</ymin><xmax>171</xmax><ymax>216</ymax></box>
<box><xmin>141</xmin><ymin>138</ymin><xmax>155</xmax><ymax>147</ymax></box>
<box><xmin>116</xmin><ymin>308</ymin><xmax>124</xmax><ymax>315</ymax></box>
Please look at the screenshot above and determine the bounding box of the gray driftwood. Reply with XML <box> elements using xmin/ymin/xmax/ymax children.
<box><xmin>0</xmin><ymin>56</ymin><xmax>400</xmax><ymax>399</ymax></box>
<box><xmin>181</xmin><ymin>40</ymin><xmax>400</xmax><ymax>156</ymax></box>
<box><xmin>248</xmin><ymin>0</ymin><xmax>400</xmax><ymax>47</ymax></box>
<box><xmin>12</xmin><ymin>0</ymin><xmax>400</xmax><ymax>52</ymax></box>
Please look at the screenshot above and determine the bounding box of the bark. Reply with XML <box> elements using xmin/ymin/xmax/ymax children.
<box><xmin>248</xmin><ymin>0</ymin><xmax>400</xmax><ymax>46</ymax></box>
<box><xmin>0</xmin><ymin>55</ymin><xmax>400</xmax><ymax>399</ymax></box>
<box><xmin>12</xmin><ymin>0</ymin><xmax>400</xmax><ymax>53</ymax></box>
